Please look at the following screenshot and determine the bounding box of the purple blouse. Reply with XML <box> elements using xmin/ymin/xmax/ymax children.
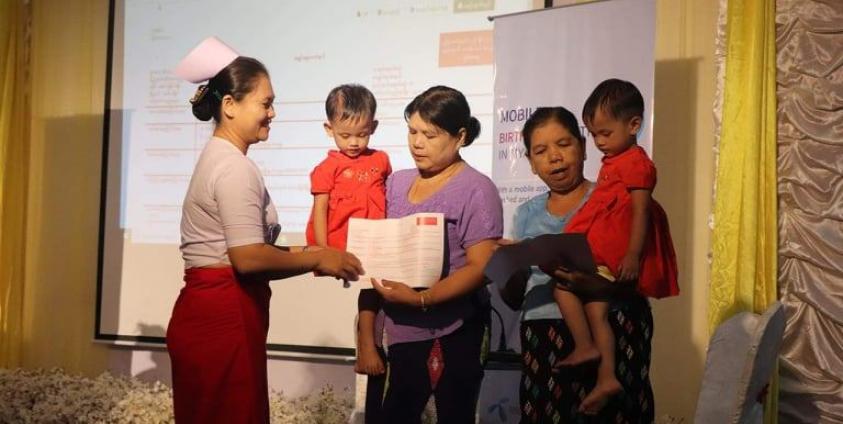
<box><xmin>383</xmin><ymin>164</ymin><xmax>503</xmax><ymax>345</ymax></box>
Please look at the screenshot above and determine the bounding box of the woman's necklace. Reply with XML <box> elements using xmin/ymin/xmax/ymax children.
<box><xmin>409</xmin><ymin>160</ymin><xmax>465</xmax><ymax>204</ymax></box>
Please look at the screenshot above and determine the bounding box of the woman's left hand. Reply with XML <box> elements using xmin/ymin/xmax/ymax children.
<box><xmin>371</xmin><ymin>278</ymin><xmax>421</xmax><ymax>306</ymax></box>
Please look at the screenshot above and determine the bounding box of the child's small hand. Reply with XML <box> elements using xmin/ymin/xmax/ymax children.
<box><xmin>355</xmin><ymin>343</ymin><xmax>385</xmax><ymax>376</ymax></box>
<box><xmin>618</xmin><ymin>254</ymin><xmax>640</xmax><ymax>282</ymax></box>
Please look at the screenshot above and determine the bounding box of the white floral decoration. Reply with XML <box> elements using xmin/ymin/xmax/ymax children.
<box><xmin>0</xmin><ymin>368</ymin><xmax>441</xmax><ymax>423</ymax></box>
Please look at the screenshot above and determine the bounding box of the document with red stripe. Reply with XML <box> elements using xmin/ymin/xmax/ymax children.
<box><xmin>346</xmin><ymin>213</ymin><xmax>445</xmax><ymax>289</ymax></box>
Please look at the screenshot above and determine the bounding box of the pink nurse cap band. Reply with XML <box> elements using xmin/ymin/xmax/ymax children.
<box><xmin>174</xmin><ymin>36</ymin><xmax>240</xmax><ymax>83</ymax></box>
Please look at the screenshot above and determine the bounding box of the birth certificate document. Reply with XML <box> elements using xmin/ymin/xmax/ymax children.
<box><xmin>346</xmin><ymin>213</ymin><xmax>444</xmax><ymax>289</ymax></box>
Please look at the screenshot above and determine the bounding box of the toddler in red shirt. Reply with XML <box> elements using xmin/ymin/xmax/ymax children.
<box><xmin>558</xmin><ymin>79</ymin><xmax>678</xmax><ymax>414</ymax></box>
<box><xmin>305</xmin><ymin>85</ymin><xmax>391</xmax><ymax>394</ymax></box>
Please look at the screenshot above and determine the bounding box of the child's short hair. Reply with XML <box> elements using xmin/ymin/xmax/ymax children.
<box><xmin>582</xmin><ymin>79</ymin><xmax>644</xmax><ymax>125</ymax></box>
<box><xmin>522</xmin><ymin>107</ymin><xmax>585</xmax><ymax>155</ymax></box>
<box><xmin>325</xmin><ymin>84</ymin><xmax>377</xmax><ymax>122</ymax></box>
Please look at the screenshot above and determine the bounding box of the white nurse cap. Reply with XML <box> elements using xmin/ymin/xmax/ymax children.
<box><xmin>174</xmin><ymin>36</ymin><xmax>240</xmax><ymax>83</ymax></box>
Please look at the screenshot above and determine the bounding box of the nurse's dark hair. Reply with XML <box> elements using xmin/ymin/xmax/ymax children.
<box><xmin>190</xmin><ymin>56</ymin><xmax>269</xmax><ymax>122</ymax></box>
<box><xmin>521</xmin><ymin>107</ymin><xmax>585</xmax><ymax>154</ymax></box>
<box><xmin>404</xmin><ymin>85</ymin><xmax>481</xmax><ymax>147</ymax></box>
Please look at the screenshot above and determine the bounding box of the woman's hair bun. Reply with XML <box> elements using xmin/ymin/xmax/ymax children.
<box><xmin>463</xmin><ymin>116</ymin><xmax>481</xmax><ymax>146</ymax></box>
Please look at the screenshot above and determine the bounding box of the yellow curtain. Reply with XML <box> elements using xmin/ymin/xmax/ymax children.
<box><xmin>0</xmin><ymin>0</ymin><xmax>31</xmax><ymax>368</ymax></box>
<box><xmin>709</xmin><ymin>0</ymin><xmax>778</xmax><ymax>421</ymax></box>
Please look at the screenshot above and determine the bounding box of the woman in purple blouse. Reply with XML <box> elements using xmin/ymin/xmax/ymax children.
<box><xmin>370</xmin><ymin>86</ymin><xmax>503</xmax><ymax>423</ymax></box>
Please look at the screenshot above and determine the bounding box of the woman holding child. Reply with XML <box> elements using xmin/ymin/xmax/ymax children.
<box><xmin>499</xmin><ymin>106</ymin><xmax>656</xmax><ymax>423</ymax></box>
<box><xmin>370</xmin><ymin>86</ymin><xmax>504</xmax><ymax>423</ymax></box>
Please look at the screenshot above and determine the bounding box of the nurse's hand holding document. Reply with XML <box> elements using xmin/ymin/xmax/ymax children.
<box><xmin>345</xmin><ymin>212</ymin><xmax>444</xmax><ymax>290</ymax></box>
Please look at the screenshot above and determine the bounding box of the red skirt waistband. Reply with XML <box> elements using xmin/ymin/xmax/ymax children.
<box><xmin>183</xmin><ymin>266</ymin><xmax>269</xmax><ymax>290</ymax></box>
<box><xmin>184</xmin><ymin>266</ymin><xmax>236</xmax><ymax>281</ymax></box>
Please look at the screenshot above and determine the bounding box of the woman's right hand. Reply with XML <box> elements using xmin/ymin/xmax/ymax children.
<box><xmin>551</xmin><ymin>267</ymin><xmax>594</xmax><ymax>285</ymax></box>
<box><xmin>550</xmin><ymin>267</ymin><xmax>634</xmax><ymax>299</ymax></box>
<box><xmin>315</xmin><ymin>248</ymin><xmax>364</xmax><ymax>281</ymax></box>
